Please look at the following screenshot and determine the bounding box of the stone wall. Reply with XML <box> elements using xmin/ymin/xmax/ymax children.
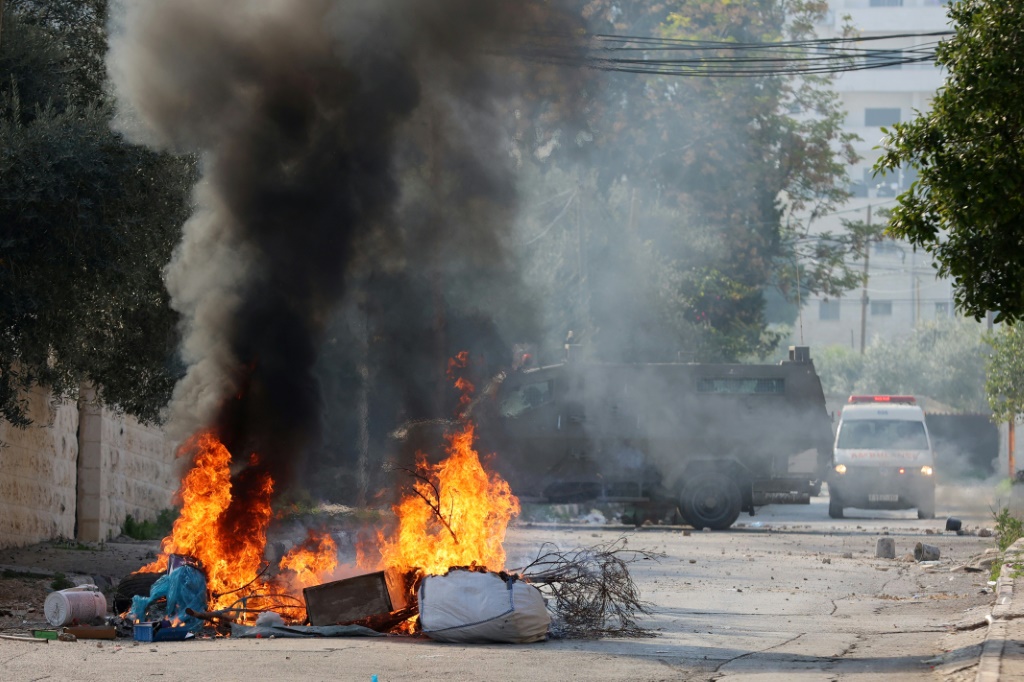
<box><xmin>0</xmin><ymin>388</ymin><xmax>79</xmax><ymax>546</ymax></box>
<box><xmin>0</xmin><ymin>386</ymin><xmax>180</xmax><ymax>548</ymax></box>
<box><xmin>76</xmin><ymin>387</ymin><xmax>180</xmax><ymax>542</ymax></box>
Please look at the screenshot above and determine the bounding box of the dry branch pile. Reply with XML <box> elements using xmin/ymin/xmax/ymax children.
<box><xmin>519</xmin><ymin>538</ymin><xmax>660</xmax><ymax>638</ymax></box>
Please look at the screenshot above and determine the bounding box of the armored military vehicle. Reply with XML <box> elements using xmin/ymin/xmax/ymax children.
<box><xmin>468</xmin><ymin>346</ymin><xmax>834</xmax><ymax>530</ymax></box>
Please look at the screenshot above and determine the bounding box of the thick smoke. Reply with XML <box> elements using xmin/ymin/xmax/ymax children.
<box><xmin>107</xmin><ymin>0</ymin><xmax>580</xmax><ymax>494</ymax></box>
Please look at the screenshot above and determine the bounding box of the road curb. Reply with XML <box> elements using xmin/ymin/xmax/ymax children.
<box><xmin>976</xmin><ymin>537</ymin><xmax>1024</xmax><ymax>682</ymax></box>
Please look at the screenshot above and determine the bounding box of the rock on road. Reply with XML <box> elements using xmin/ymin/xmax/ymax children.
<box><xmin>0</xmin><ymin>484</ymin><xmax>1001</xmax><ymax>681</ymax></box>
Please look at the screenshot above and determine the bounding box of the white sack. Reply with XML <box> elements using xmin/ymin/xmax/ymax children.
<box><xmin>418</xmin><ymin>570</ymin><xmax>550</xmax><ymax>643</ymax></box>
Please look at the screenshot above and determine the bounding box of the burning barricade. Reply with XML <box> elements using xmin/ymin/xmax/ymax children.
<box><xmin>117</xmin><ymin>356</ymin><xmax>652</xmax><ymax>643</ymax></box>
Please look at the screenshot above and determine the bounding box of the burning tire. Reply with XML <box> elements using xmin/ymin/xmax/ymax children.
<box><xmin>679</xmin><ymin>472</ymin><xmax>741</xmax><ymax>530</ymax></box>
<box><xmin>114</xmin><ymin>571</ymin><xmax>162</xmax><ymax>614</ymax></box>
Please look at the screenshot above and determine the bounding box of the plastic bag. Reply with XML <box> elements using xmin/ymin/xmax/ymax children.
<box><xmin>128</xmin><ymin>566</ymin><xmax>207</xmax><ymax>632</ymax></box>
<box><xmin>418</xmin><ymin>569</ymin><xmax>550</xmax><ymax>644</ymax></box>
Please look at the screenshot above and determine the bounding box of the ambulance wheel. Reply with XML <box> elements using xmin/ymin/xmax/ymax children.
<box><xmin>917</xmin><ymin>491</ymin><xmax>936</xmax><ymax>520</ymax></box>
<box><xmin>828</xmin><ymin>493</ymin><xmax>844</xmax><ymax>519</ymax></box>
<box><xmin>680</xmin><ymin>472</ymin><xmax>742</xmax><ymax>530</ymax></box>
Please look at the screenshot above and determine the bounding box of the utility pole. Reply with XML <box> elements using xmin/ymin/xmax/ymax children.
<box><xmin>859</xmin><ymin>204</ymin><xmax>872</xmax><ymax>355</ymax></box>
<box><xmin>1010</xmin><ymin>420</ymin><xmax>1017</xmax><ymax>479</ymax></box>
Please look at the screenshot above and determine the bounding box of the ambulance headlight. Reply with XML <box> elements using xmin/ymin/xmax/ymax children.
<box><xmin>920</xmin><ymin>465</ymin><xmax>934</xmax><ymax>476</ymax></box>
<box><xmin>834</xmin><ymin>464</ymin><xmax>847</xmax><ymax>474</ymax></box>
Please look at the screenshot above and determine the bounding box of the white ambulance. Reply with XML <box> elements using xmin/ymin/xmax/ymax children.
<box><xmin>828</xmin><ymin>395</ymin><xmax>935</xmax><ymax>519</ymax></box>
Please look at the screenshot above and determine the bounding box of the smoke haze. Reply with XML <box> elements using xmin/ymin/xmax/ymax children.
<box><xmin>107</xmin><ymin>0</ymin><xmax>581</xmax><ymax>493</ymax></box>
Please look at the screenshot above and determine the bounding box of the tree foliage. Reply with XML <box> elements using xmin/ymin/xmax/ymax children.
<box><xmin>875</xmin><ymin>0</ymin><xmax>1024</xmax><ymax>322</ymax></box>
<box><xmin>0</xmin><ymin>3</ymin><xmax>196</xmax><ymax>425</ymax></box>
<box><xmin>815</xmin><ymin>319</ymin><xmax>988</xmax><ymax>412</ymax></box>
<box><xmin>984</xmin><ymin>323</ymin><xmax>1024</xmax><ymax>424</ymax></box>
<box><xmin>515</xmin><ymin>0</ymin><xmax>859</xmax><ymax>362</ymax></box>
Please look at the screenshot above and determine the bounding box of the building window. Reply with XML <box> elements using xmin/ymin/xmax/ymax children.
<box><xmin>869</xmin><ymin>0</ymin><xmax>903</xmax><ymax>6</ymax></box>
<box><xmin>865</xmin><ymin>108</ymin><xmax>902</xmax><ymax>127</ymax></box>
<box><xmin>819</xmin><ymin>300</ymin><xmax>840</xmax><ymax>321</ymax></box>
<box><xmin>935</xmin><ymin>302</ymin><xmax>950</xmax><ymax>318</ymax></box>
<box><xmin>871</xmin><ymin>300</ymin><xmax>893</xmax><ymax>316</ymax></box>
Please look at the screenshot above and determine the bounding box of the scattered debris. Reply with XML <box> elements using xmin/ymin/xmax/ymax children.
<box><xmin>0</xmin><ymin>634</ymin><xmax>48</xmax><ymax>644</ymax></box>
<box><xmin>876</xmin><ymin>538</ymin><xmax>896</xmax><ymax>559</ymax></box>
<box><xmin>945</xmin><ymin>517</ymin><xmax>962</xmax><ymax>532</ymax></box>
<box><xmin>578</xmin><ymin>510</ymin><xmax>607</xmax><ymax>525</ymax></box>
<box><xmin>979</xmin><ymin>528</ymin><xmax>993</xmax><ymax>538</ymax></box>
<box><xmin>914</xmin><ymin>543</ymin><xmax>941</xmax><ymax>562</ymax></box>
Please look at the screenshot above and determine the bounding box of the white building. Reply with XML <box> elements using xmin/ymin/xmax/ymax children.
<box><xmin>791</xmin><ymin>0</ymin><xmax>956</xmax><ymax>351</ymax></box>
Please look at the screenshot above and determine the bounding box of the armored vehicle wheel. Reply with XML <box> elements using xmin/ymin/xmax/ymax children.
<box><xmin>828</xmin><ymin>493</ymin><xmax>844</xmax><ymax>519</ymax></box>
<box><xmin>680</xmin><ymin>472</ymin><xmax>741</xmax><ymax>530</ymax></box>
<box><xmin>917</xmin><ymin>490</ymin><xmax>936</xmax><ymax>520</ymax></box>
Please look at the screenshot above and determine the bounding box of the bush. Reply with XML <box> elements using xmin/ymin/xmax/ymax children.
<box><xmin>50</xmin><ymin>572</ymin><xmax>73</xmax><ymax>591</ymax></box>
<box><xmin>121</xmin><ymin>508</ymin><xmax>177</xmax><ymax>541</ymax></box>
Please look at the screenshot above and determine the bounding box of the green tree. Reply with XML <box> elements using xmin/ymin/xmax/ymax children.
<box><xmin>814</xmin><ymin>320</ymin><xmax>988</xmax><ymax>411</ymax></box>
<box><xmin>0</xmin><ymin>3</ymin><xmax>196</xmax><ymax>425</ymax></box>
<box><xmin>874</xmin><ymin>0</ymin><xmax>1024</xmax><ymax>322</ymax></box>
<box><xmin>516</xmin><ymin>0</ymin><xmax>859</xmax><ymax>362</ymax></box>
<box><xmin>985</xmin><ymin>323</ymin><xmax>1024</xmax><ymax>424</ymax></box>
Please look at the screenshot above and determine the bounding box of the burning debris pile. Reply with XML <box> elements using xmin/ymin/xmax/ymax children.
<box><xmin>98</xmin><ymin>0</ymin><xmax>647</xmax><ymax>646</ymax></box>
<box><xmin>118</xmin><ymin>356</ymin><xmax>653</xmax><ymax>642</ymax></box>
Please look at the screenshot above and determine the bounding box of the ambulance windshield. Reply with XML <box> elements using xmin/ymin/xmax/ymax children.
<box><xmin>836</xmin><ymin>419</ymin><xmax>928</xmax><ymax>450</ymax></box>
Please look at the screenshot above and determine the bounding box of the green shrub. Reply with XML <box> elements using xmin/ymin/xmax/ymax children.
<box><xmin>122</xmin><ymin>508</ymin><xmax>177</xmax><ymax>541</ymax></box>
<box><xmin>50</xmin><ymin>572</ymin><xmax>73</xmax><ymax>591</ymax></box>
<box><xmin>995</xmin><ymin>507</ymin><xmax>1024</xmax><ymax>552</ymax></box>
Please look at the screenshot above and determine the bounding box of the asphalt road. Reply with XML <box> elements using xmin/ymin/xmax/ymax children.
<box><xmin>0</xmin><ymin>484</ymin><xmax>1003</xmax><ymax>682</ymax></box>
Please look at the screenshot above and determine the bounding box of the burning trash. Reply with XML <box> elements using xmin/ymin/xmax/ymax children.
<box><xmin>114</xmin><ymin>354</ymin><xmax>653</xmax><ymax>643</ymax></box>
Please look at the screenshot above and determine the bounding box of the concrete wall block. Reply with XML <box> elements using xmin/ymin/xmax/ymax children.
<box><xmin>1</xmin><ymin>387</ymin><xmax>179</xmax><ymax>548</ymax></box>
<box><xmin>0</xmin><ymin>387</ymin><xmax>78</xmax><ymax>548</ymax></box>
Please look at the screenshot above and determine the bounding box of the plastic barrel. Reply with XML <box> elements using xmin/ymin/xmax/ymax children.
<box><xmin>44</xmin><ymin>589</ymin><xmax>108</xmax><ymax>626</ymax></box>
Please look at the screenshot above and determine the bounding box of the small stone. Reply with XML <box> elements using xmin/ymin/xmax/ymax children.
<box><xmin>689</xmin><ymin>559</ymin><xmax>696</xmax><ymax>564</ymax></box>
<box><xmin>822</xmin><ymin>558</ymin><xmax>832</xmax><ymax>564</ymax></box>
<box><xmin>926</xmin><ymin>529</ymin><xmax>935</xmax><ymax>535</ymax></box>
<box><xmin>682</xmin><ymin>530</ymin><xmax>691</xmax><ymax>537</ymax></box>
<box><xmin>841</xmin><ymin>552</ymin><xmax>853</xmax><ymax>559</ymax></box>
<box><xmin>979</xmin><ymin>528</ymin><xmax>993</xmax><ymax>538</ymax></box>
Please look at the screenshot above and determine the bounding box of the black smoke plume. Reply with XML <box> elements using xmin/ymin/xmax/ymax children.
<box><xmin>108</xmin><ymin>0</ymin><xmax>583</xmax><ymax>497</ymax></box>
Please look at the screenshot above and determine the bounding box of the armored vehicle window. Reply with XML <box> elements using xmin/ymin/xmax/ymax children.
<box><xmin>697</xmin><ymin>378</ymin><xmax>785</xmax><ymax>394</ymax></box>
<box><xmin>836</xmin><ymin>419</ymin><xmax>928</xmax><ymax>450</ymax></box>
<box><xmin>501</xmin><ymin>380</ymin><xmax>553</xmax><ymax>417</ymax></box>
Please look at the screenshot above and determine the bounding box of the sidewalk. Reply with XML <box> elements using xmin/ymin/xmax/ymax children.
<box><xmin>977</xmin><ymin>538</ymin><xmax>1024</xmax><ymax>681</ymax></box>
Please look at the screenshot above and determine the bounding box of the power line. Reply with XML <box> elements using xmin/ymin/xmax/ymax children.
<box><xmin>521</xmin><ymin>30</ymin><xmax>952</xmax><ymax>78</ymax></box>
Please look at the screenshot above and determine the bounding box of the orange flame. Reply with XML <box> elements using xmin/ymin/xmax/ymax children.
<box><xmin>143</xmin><ymin>432</ymin><xmax>336</xmax><ymax>620</ymax></box>
<box><xmin>376</xmin><ymin>354</ymin><xmax>519</xmax><ymax>578</ymax></box>
<box><xmin>278</xmin><ymin>529</ymin><xmax>339</xmax><ymax>590</ymax></box>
